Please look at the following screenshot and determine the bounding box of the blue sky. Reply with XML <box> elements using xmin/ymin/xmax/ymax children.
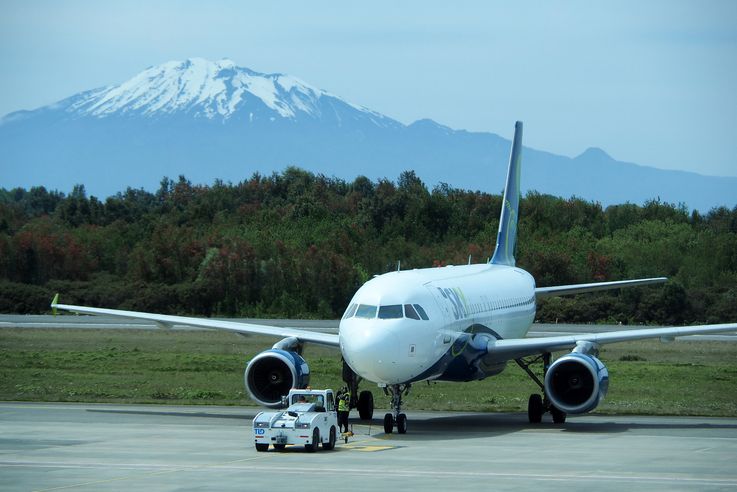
<box><xmin>2</xmin><ymin>1</ymin><xmax>736</xmax><ymax>177</ymax></box>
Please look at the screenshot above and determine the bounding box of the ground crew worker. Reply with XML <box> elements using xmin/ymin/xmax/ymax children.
<box><xmin>337</xmin><ymin>386</ymin><xmax>350</xmax><ymax>433</ymax></box>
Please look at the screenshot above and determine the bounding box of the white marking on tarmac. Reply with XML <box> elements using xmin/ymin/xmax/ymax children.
<box><xmin>2</xmin><ymin>461</ymin><xmax>734</xmax><ymax>487</ymax></box>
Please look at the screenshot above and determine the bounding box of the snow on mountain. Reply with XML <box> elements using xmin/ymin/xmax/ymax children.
<box><xmin>61</xmin><ymin>58</ymin><xmax>394</xmax><ymax>126</ymax></box>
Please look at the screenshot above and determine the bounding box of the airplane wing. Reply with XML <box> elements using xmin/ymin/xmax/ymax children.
<box><xmin>50</xmin><ymin>296</ymin><xmax>340</xmax><ymax>348</ymax></box>
<box><xmin>535</xmin><ymin>277</ymin><xmax>668</xmax><ymax>299</ymax></box>
<box><xmin>486</xmin><ymin>323</ymin><xmax>737</xmax><ymax>361</ymax></box>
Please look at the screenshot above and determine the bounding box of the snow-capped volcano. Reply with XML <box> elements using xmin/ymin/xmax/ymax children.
<box><xmin>60</xmin><ymin>58</ymin><xmax>393</xmax><ymax>126</ymax></box>
<box><xmin>1</xmin><ymin>58</ymin><xmax>734</xmax><ymax>210</ymax></box>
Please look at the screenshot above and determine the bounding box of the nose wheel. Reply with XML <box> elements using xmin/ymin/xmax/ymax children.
<box><xmin>341</xmin><ymin>359</ymin><xmax>375</xmax><ymax>420</ymax></box>
<box><xmin>383</xmin><ymin>383</ymin><xmax>410</xmax><ymax>434</ymax></box>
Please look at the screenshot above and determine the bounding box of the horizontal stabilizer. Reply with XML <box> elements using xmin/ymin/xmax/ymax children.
<box><xmin>535</xmin><ymin>277</ymin><xmax>668</xmax><ymax>299</ymax></box>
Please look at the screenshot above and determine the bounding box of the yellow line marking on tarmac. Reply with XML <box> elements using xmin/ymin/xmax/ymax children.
<box><xmin>370</xmin><ymin>433</ymin><xmax>396</xmax><ymax>441</ymax></box>
<box><xmin>343</xmin><ymin>444</ymin><xmax>397</xmax><ymax>452</ymax></box>
<box><xmin>338</xmin><ymin>428</ymin><xmax>400</xmax><ymax>451</ymax></box>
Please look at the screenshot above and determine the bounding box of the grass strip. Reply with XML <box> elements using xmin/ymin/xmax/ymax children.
<box><xmin>1</xmin><ymin>328</ymin><xmax>735</xmax><ymax>416</ymax></box>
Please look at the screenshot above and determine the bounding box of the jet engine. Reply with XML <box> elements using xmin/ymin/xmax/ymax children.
<box><xmin>544</xmin><ymin>352</ymin><xmax>609</xmax><ymax>414</ymax></box>
<box><xmin>244</xmin><ymin>349</ymin><xmax>310</xmax><ymax>408</ymax></box>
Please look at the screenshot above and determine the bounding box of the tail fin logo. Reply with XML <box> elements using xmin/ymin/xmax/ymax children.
<box><xmin>500</xmin><ymin>198</ymin><xmax>518</xmax><ymax>261</ymax></box>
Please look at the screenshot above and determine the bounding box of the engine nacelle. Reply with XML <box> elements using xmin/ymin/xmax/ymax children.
<box><xmin>244</xmin><ymin>349</ymin><xmax>310</xmax><ymax>408</ymax></box>
<box><xmin>544</xmin><ymin>352</ymin><xmax>609</xmax><ymax>414</ymax></box>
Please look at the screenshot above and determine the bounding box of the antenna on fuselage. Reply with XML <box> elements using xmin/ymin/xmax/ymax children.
<box><xmin>468</xmin><ymin>254</ymin><xmax>472</xmax><ymax>265</ymax></box>
<box><xmin>396</xmin><ymin>260</ymin><xmax>401</xmax><ymax>272</ymax></box>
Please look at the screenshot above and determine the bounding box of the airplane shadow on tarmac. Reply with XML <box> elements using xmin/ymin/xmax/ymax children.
<box><xmin>356</xmin><ymin>413</ymin><xmax>737</xmax><ymax>442</ymax></box>
<box><xmin>87</xmin><ymin>408</ymin><xmax>737</xmax><ymax>443</ymax></box>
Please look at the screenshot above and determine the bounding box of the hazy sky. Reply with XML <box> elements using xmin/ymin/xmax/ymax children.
<box><xmin>2</xmin><ymin>1</ymin><xmax>736</xmax><ymax>177</ymax></box>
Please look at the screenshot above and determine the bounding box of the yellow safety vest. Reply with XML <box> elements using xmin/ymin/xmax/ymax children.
<box><xmin>338</xmin><ymin>392</ymin><xmax>350</xmax><ymax>411</ymax></box>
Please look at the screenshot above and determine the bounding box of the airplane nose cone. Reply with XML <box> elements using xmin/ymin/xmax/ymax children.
<box><xmin>340</xmin><ymin>321</ymin><xmax>401</xmax><ymax>384</ymax></box>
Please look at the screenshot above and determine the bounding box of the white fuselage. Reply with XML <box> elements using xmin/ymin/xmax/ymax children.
<box><xmin>339</xmin><ymin>263</ymin><xmax>536</xmax><ymax>385</ymax></box>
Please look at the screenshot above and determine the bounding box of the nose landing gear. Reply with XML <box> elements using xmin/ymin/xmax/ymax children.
<box><xmin>342</xmin><ymin>359</ymin><xmax>375</xmax><ymax>420</ymax></box>
<box><xmin>383</xmin><ymin>383</ymin><xmax>411</xmax><ymax>434</ymax></box>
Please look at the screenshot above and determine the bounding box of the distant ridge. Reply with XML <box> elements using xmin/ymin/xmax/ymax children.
<box><xmin>1</xmin><ymin>58</ymin><xmax>735</xmax><ymax>211</ymax></box>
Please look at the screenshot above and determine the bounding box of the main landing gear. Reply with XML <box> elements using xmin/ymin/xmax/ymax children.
<box><xmin>383</xmin><ymin>383</ymin><xmax>411</xmax><ymax>434</ymax></box>
<box><xmin>516</xmin><ymin>352</ymin><xmax>567</xmax><ymax>424</ymax></box>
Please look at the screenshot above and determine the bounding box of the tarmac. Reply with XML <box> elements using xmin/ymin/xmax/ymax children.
<box><xmin>1</xmin><ymin>402</ymin><xmax>736</xmax><ymax>491</ymax></box>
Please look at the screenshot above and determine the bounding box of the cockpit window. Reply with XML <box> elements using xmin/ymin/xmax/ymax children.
<box><xmin>351</xmin><ymin>303</ymin><xmax>428</xmax><ymax>320</ymax></box>
<box><xmin>414</xmin><ymin>304</ymin><xmax>429</xmax><ymax>320</ymax></box>
<box><xmin>404</xmin><ymin>304</ymin><xmax>420</xmax><ymax>320</ymax></box>
<box><xmin>355</xmin><ymin>304</ymin><xmax>378</xmax><ymax>319</ymax></box>
<box><xmin>378</xmin><ymin>304</ymin><xmax>403</xmax><ymax>319</ymax></box>
<box><xmin>343</xmin><ymin>303</ymin><xmax>358</xmax><ymax>319</ymax></box>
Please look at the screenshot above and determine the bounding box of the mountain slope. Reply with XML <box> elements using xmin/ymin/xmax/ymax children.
<box><xmin>1</xmin><ymin>58</ymin><xmax>734</xmax><ymax>211</ymax></box>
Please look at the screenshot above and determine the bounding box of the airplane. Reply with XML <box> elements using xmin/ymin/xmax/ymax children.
<box><xmin>51</xmin><ymin>121</ymin><xmax>737</xmax><ymax>434</ymax></box>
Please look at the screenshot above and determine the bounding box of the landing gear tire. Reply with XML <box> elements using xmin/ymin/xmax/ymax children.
<box><xmin>396</xmin><ymin>413</ymin><xmax>407</xmax><ymax>434</ymax></box>
<box><xmin>255</xmin><ymin>443</ymin><xmax>269</xmax><ymax>452</ymax></box>
<box><xmin>551</xmin><ymin>406</ymin><xmax>567</xmax><ymax>424</ymax></box>
<box><xmin>383</xmin><ymin>413</ymin><xmax>394</xmax><ymax>434</ymax></box>
<box><xmin>273</xmin><ymin>443</ymin><xmax>285</xmax><ymax>451</ymax></box>
<box><xmin>358</xmin><ymin>390</ymin><xmax>374</xmax><ymax>420</ymax></box>
<box><xmin>356</xmin><ymin>391</ymin><xmax>374</xmax><ymax>420</ymax></box>
<box><xmin>528</xmin><ymin>394</ymin><xmax>543</xmax><ymax>423</ymax></box>
<box><xmin>306</xmin><ymin>428</ymin><xmax>320</xmax><ymax>452</ymax></box>
<box><xmin>323</xmin><ymin>426</ymin><xmax>336</xmax><ymax>450</ymax></box>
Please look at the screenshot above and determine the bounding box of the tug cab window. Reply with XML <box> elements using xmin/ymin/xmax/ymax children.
<box><xmin>292</xmin><ymin>394</ymin><xmax>323</xmax><ymax>407</ymax></box>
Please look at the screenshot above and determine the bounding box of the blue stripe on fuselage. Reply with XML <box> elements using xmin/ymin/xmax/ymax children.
<box><xmin>409</xmin><ymin>324</ymin><xmax>508</xmax><ymax>383</ymax></box>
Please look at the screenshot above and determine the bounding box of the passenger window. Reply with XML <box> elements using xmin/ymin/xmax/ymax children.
<box><xmin>343</xmin><ymin>303</ymin><xmax>358</xmax><ymax>319</ymax></box>
<box><xmin>413</xmin><ymin>304</ymin><xmax>429</xmax><ymax>320</ymax></box>
<box><xmin>355</xmin><ymin>304</ymin><xmax>378</xmax><ymax>319</ymax></box>
<box><xmin>378</xmin><ymin>304</ymin><xmax>403</xmax><ymax>319</ymax></box>
<box><xmin>404</xmin><ymin>304</ymin><xmax>421</xmax><ymax>320</ymax></box>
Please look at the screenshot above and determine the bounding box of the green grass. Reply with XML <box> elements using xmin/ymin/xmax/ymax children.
<box><xmin>1</xmin><ymin>328</ymin><xmax>736</xmax><ymax>417</ymax></box>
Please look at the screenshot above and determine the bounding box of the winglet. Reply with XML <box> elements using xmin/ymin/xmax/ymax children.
<box><xmin>490</xmin><ymin>121</ymin><xmax>523</xmax><ymax>266</ymax></box>
<box><xmin>51</xmin><ymin>293</ymin><xmax>59</xmax><ymax>316</ymax></box>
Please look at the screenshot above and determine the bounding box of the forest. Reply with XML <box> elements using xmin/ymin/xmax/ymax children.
<box><xmin>1</xmin><ymin>167</ymin><xmax>736</xmax><ymax>325</ymax></box>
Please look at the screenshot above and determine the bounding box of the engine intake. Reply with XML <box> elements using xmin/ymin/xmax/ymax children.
<box><xmin>544</xmin><ymin>352</ymin><xmax>609</xmax><ymax>414</ymax></box>
<box><xmin>244</xmin><ymin>349</ymin><xmax>310</xmax><ymax>407</ymax></box>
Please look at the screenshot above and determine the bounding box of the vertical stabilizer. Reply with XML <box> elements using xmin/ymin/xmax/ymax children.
<box><xmin>490</xmin><ymin>121</ymin><xmax>523</xmax><ymax>266</ymax></box>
